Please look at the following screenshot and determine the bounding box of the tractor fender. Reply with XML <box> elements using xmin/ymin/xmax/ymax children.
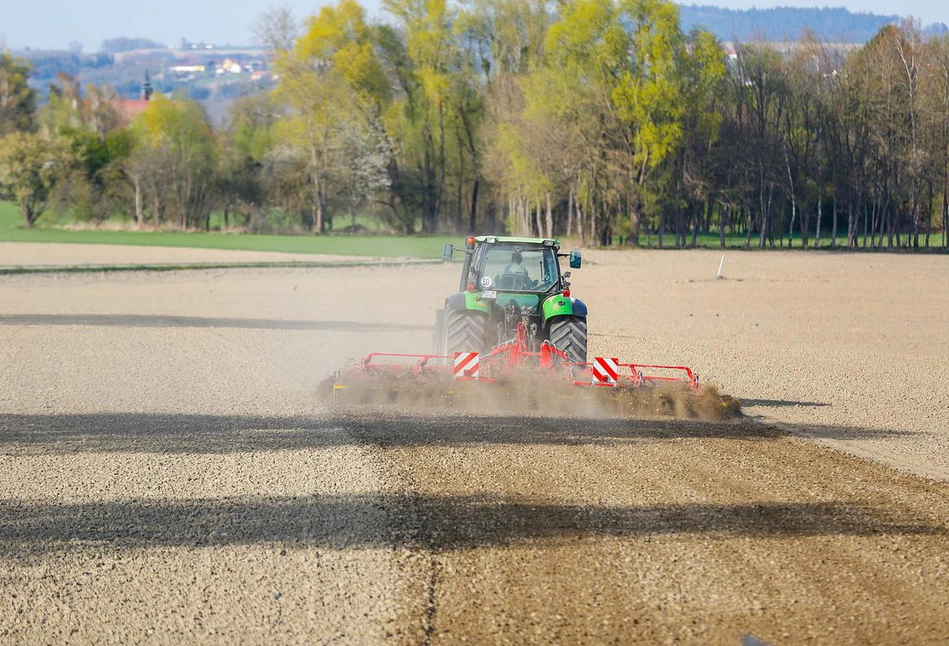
<box><xmin>446</xmin><ymin>291</ymin><xmax>492</xmax><ymax>315</ymax></box>
<box><xmin>542</xmin><ymin>296</ymin><xmax>587</xmax><ymax>321</ymax></box>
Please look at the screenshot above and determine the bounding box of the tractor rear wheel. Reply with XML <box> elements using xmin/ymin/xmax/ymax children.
<box><xmin>549</xmin><ymin>316</ymin><xmax>588</xmax><ymax>363</ymax></box>
<box><xmin>432</xmin><ymin>309</ymin><xmax>446</xmax><ymax>355</ymax></box>
<box><xmin>445</xmin><ymin>310</ymin><xmax>487</xmax><ymax>355</ymax></box>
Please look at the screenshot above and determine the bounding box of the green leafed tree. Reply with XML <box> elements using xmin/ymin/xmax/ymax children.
<box><xmin>272</xmin><ymin>0</ymin><xmax>392</xmax><ymax>232</ymax></box>
<box><xmin>379</xmin><ymin>0</ymin><xmax>458</xmax><ymax>233</ymax></box>
<box><xmin>0</xmin><ymin>131</ymin><xmax>72</xmax><ymax>227</ymax></box>
<box><xmin>541</xmin><ymin>0</ymin><xmax>691</xmax><ymax>244</ymax></box>
<box><xmin>0</xmin><ymin>54</ymin><xmax>37</xmax><ymax>136</ymax></box>
<box><xmin>129</xmin><ymin>95</ymin><xmax>218</xmax><ymax>229</ymax></box>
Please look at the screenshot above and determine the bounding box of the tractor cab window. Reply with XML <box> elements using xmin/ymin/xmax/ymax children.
<box><xmin>479</xmin><ymin>245</ymin><xmax>558</xmax><ymax>292</ymax></box>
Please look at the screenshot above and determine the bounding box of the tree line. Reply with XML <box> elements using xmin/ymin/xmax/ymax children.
<box><xmin>1</xmin><ymin>0</ymin><xmax>948</xmax><ymax>249</ymax></box>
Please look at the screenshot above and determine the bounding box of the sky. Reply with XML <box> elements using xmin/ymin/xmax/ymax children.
<box><xmin>2</xmin><ymin>0</ymin><xmax>946</xmax><ymax>51</ymax></box>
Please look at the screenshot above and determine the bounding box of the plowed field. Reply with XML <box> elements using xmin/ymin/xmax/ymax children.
<box><xmin>2</xmin><ymin>246</ymin><xmax>948</xmax><ymax>644</ymax></box>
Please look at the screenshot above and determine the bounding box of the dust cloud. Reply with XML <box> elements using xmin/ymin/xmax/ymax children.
<box><xmin>324</xmin><ymin>366</ymin><xmax>741</xmax><ymax>422</ymax></box>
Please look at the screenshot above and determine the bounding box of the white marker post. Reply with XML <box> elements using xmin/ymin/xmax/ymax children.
<box><xmin>716</xmin><ymin>254</ymin><xmax>725</xmax><ymax>280</ymax></box>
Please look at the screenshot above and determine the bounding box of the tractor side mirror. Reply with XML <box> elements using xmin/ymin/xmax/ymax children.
<box><xmin>569</xmin><ymin>250</ymin><xmax>582</xmax><ymax>269</ymax></box>
<box><xmin>442</xmin><ymin>244</ymin><xmax>454</xmax><ymax>262</ymax></box>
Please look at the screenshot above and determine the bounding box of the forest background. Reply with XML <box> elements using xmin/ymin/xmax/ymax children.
<box><xmin>2</xmin><ymin>0</ymin><xmax>949</xmax><ymax>250</ymax></box>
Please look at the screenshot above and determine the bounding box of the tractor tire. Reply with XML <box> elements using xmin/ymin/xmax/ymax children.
<box><xmin>548</xmin><ymin>316</ymin><xmax>588</xmax><ymax>363</ymax></box>
<box><xmin>445</xmin><ymin>310</ymin><xmax>487</xmax><ymax>355</ymax></box>
<box><xmin>432</xmin><ymin>309</ymin><xmax>446</xmax><ymax>356</ymax></box>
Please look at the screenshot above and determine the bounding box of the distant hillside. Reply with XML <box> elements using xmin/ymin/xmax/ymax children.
<box><xmin>678</xmin><ymin>5</ymin><xmax>949</xmax><ymax>43</ymax></box>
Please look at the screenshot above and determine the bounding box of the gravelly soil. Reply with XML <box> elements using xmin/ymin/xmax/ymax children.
<box><xmin>581</xmin><ymin>249</ymin><xmax>949</xmax><ymax>480</ymax></box>
<box><xmin>1</xmin><ymin>246</ymin><xmax>948</xmax><ymax>644</ymax></box>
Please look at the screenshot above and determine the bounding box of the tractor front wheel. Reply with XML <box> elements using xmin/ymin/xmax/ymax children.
<box><xmin>445</xmin><ymin>310</ymin><xmax>487</xmax><ymax>355</ymax></box>
<box><xmin>548</xmin><ymin>316</ymin><xmax>588</xmax><ymax>363</ymax></box>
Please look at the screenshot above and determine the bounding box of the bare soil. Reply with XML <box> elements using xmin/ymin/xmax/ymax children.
<box><xmin>0</xmin><ymin>242</ymin><xmax>361</xmax><ymax>267</ymax></box>
<box><xmin>1</xmin><ymin>244</ymin><xmax>948</xmax><ymax>644</ymax></box>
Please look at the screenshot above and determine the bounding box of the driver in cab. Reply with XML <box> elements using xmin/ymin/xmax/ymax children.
<box><xmin>497</xmin><ymin>250</ymin><xmax>533</xmax><ymax>289</ymax></box>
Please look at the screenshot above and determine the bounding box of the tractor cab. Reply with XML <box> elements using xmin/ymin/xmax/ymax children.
<box><xmin>476</xmin><ymin>243</ymin><xmax>559</xmax><ymax>293</ymax></box>
<box><xmin>445</xmin><ymin>236</ymin><xmax>580</xmax><ymax>295</ymax></box>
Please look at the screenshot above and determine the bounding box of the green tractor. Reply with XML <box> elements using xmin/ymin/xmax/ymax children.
<box><xmin>434</xmin><ymin>235</ymin><xmax>588</xmax><ymax>363</ymax></box>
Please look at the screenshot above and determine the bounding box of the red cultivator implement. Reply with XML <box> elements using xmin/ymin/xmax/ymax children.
<box><xmin>333</xmin><ymin>323</ymin><xmax>698</xmax><ymax>397</ymax></box>
<box><xmin>579</xmin><ymin>356</ymin><xmax>698</xmax><ymax>389</ymax></box>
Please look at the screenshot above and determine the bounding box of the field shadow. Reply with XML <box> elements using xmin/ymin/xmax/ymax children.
<box><xmin>0</xmin><ymin>413</ymin><xmax>351</xmax><ymax>454</ymax></box>
<box><xmin>0</xmin><ymin>313</ymin><xmax>427</xmax><ymax>333</ymax></box>
<box><xmin>0</xmin><ymin>412</ymin><xmax>915</xmax><ymax>455</ymax></box>
<box><xmin>0</xmin><ymin>494</ymin><xmax>942</xmax><ymax>556</ymax></box>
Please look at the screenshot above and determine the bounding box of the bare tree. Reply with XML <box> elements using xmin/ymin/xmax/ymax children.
<box><xmin>894</xmin><ymin>20</ymin><xmax>925</xmax><ymax>247</ymax></box>
<box><xmin>253</xmin><ymin>3</ymin><xmax>300</xmax><ymax>54</ymax></box>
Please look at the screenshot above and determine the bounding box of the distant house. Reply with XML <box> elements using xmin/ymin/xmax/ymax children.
<box><xmin>215</xmin><ymin>59</ymin><xmax>242</xmax><ymax>75</ymax></box>
<box><xmin>169</xmin><ymin>65</ymin><xmax>206</xmax><ymax>74</ymax></box>
<box><xmin>113</xmin><ymin>99</ymin><xmax>150</xmax><ymax>124</ymax></box>
<box><xmin>112</xmin><ymin>75</ymin><xmax>153</xmax><ymax>124</ymax></box>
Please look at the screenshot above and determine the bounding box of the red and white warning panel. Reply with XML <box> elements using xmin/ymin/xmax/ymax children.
<box><xmin>592</xmin><ymin>356</ymin><xmax>619</xmax><ymax>385</ymax></box>
<box><xmin>453</xmin><ymin>351</ymin><xmax>480</xmax><ymax>380</ymax></box>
